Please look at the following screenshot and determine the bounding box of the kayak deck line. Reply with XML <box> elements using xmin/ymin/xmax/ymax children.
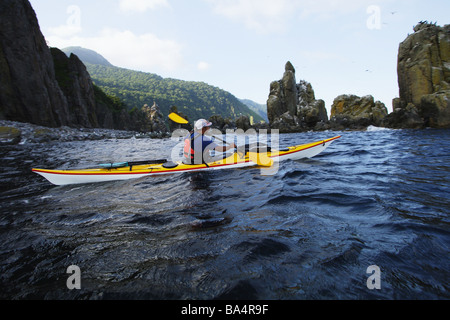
<box><xmin>269</xmin><ymin>136</ymin><xmax>341</xmax><ymax>159</ymax></box>
<box><xmin>32</xmin><ymin>136</ymin><xmax>341</xmax><ymax>185</ymax></box>
<box><xmin>32</xmin><ymin>159</ymin><xmax>252</xmax><ymax>176</ymax></box>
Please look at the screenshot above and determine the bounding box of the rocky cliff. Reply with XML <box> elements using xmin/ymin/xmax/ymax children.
<box><xmin>268</xmin><ymin>22</ymin><xmax>450</xmax><ymax>132</ymax></box>
<box><xmin>385</xmin><ymin>22</ymin><xmax>450</xmax><ymax>129</ymax></box>
<box><xmin>51</xmin><ymin>47</ymin><xmax>99</xmax><ymax>128</ymax></box>
<box><xmin>0</xmin><ymin>0</ymin><xmax>70</xmax><ymax>127</ymax></box>
<box><xmin>267</xmin><ymin>62</ymin><xmax>328</xmax><ymax>132</ymax></box>
<box><xmin>0</xmin><ymin>0</ymin><xmax>160</xmax><ymax>133</ymax></box>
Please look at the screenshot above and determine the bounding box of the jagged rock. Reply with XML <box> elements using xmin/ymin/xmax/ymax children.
<box><xmin>236</xmin><ymin>115</ymin><xmax>251</xmax><ymax>131</ymax></box>
<box><xmin>297</xmin><ymin>80</ymin><xmax>328</xmax><ymax>127</ymax></box>
<box><xmin>142</xmin><ymin>102</ymin><xmax>167</xmax><ymax>133</ymax></box>
<box><xmin>392</xmin><ymin>21</ymin><xmax>450</xmax><ymax>128</ymax></box>
<box><xmin>298</xmin><ymin>100</ymin><xmax>328</xmax><ymax>127</ymax></box>
<box><xmin>383</xmin><ymin>99</ymin><xmax>424</xmax><ymax>129</ymax></box>
<box><xmin>151</xmin><ymin>104</ymin><xmax>167</xmax><ymax>133</ymax></box>
<box><xmin>51</xmin><ymin>48</ymin><xmax>98</xmax><ymax>128</ymax></box>
<box><xmin>330</xmin><ymin>94</ymin><xmax>388</xmax><ymax>129</ymax></box>
<box><xmin>420</xmin><ymin>92</ymin><xmax>450</xmax><ymax>128</ymax></box>
<box><xmin>208</xmin><ymin>114</ymin><xmax>236</xmax><ymax>132</ymax></box>
<box><xmin>267</xmin><ymin>62</ymin><xmax>328</xmax><ymax>132</ymax></box>
<box><xmin>267</xmin><ymin>81</ymin><xmax>285</xmax><ymax>123</ymax></box>
<box><xmin>387</xmin><ymin>93</ymin><xmax>450</xmax><ymax>129</ymax></box>
<box><xmin>283</xmin><ymin>62</ymin><xmax>298</xmax><ymax>116</ymax></box>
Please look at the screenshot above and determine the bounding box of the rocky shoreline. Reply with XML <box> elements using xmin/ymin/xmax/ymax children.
<box><xmin>0</xmin><ymin>120</ymin><xmax>170</xmax><ymax>145</ymax></box>
<box><xmin>1</xmin><ymin>117</ymin><xmax>400</xmax><ymax>146</ymax></box>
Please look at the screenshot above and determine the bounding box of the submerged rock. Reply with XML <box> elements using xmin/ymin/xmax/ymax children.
<box><xmin>0</xmin><ymin>126</ymin><xmax>21</xmax><ymax>145</ymax></box>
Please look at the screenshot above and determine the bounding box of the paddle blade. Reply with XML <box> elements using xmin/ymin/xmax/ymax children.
<box><xmin>249</xmin><ymin>152</ymin><xmax>274</xmax><ymax>167</ymax></box>
<box><xmin>168</xmin><ymin>113</ymin><xmax>189</xmax><ymax>124</ymax></box>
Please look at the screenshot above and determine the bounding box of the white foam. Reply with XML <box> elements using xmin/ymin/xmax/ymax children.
<box><xmin>366</xmin><ymin>125</ymin><xmax>391</xmax><ymax>132</ymax></box>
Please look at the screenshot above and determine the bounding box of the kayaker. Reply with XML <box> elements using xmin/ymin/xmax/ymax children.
<box><xmin>183</xmin><ymin>119</ymin><xmax>236</xmax><ymax>165</ymax></box>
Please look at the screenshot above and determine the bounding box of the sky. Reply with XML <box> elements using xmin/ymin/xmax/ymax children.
<box><xmin>29</xmin><ymin>0</ymin><xmax>450</xmax><ymax>114</ymax></box>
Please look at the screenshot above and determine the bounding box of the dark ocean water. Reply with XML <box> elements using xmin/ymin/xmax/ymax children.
<box><xmin>0</xmin><ymin>128</ymin><xmax>448</xmax><ymax>300</ymax></box>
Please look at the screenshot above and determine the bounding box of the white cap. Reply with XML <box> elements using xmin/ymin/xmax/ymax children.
<box><xmin>194</xmin><ymin>119</ymin><xmax>212</xmax><ymax>130</ymax></box>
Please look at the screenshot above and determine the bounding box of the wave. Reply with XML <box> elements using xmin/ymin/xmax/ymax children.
<box><xmin>366</xmin><ymin>125</ymin><xmax>394</xmax><ymax>132</ymax></box>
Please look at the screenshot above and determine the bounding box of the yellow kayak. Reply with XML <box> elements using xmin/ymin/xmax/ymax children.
<box><xmin>32</xmin><ymin>136</ymin><xmax>341</xmax><ymax>185</ymax></box>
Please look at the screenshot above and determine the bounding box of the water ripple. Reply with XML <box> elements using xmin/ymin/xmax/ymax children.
<box><xmin>0</xmin><ymin>129</ymin><xmax>449</xmax><ymax>299</ymax></box>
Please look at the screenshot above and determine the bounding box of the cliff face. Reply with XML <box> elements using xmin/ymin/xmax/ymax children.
<box><xmin>0</xmin><ymin>0</ymin><xmax>69</xmax><ymax>127</ymax></box>
<box><xmin>0</xmin><ymin>0</ymin><xmax>159</xmax><ymax>133</ymax></box>
<box><xmin>51</xmin><ymin>48</ymin><xmax>99</xmax><ymax>128</ymax></box>
<box><xmin>386</xmin><ymin>22</ymin><xmax>450</xmax><ymax>128</ymax></box>
<box><xmin>267</xmin><ymin>61</ymin><xmax>328</xmax><ymax>132</ymax></box>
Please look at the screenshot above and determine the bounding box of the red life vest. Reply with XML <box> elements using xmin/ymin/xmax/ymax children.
<box><xmin>183</xmin><ymin>137</ymin><xmax>194</xmax><ymax>160</ymax></box>
<box><xmin>183</xmin><ymin>132</ymin><xmax>200</xmax><ymax>161</ymax></box>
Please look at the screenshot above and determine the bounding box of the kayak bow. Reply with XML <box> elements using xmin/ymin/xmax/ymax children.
<box><xmin>32</xmin><ymin>136</ymin><xmax>341</xmax><ymax>186</ymax></box>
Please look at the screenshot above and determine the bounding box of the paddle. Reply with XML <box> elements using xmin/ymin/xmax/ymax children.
<box><xmin>169</xmin><ymin>112</ymin><xmax>189</xmax><ymax>124</ymax></box>
<box><xmin>169</xmin><ymin>113</ymin><xmax>273</xmax><ymax>167</ymax></box>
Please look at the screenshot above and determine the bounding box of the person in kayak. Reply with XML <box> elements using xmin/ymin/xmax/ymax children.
<box><xmin>183</xmin><ymin>119</ymin><xmax>236</xmax><ymax>165</ymax></box>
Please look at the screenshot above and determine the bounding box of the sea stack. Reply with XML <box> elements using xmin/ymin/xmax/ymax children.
<box><xmin>267</xmin><ymin>61</ymin><xmax>328</xmax><ymax>132</ymax></box>
<box><xmin>385</xmin><ymin>21</ymin><xmax>450</xmax><ymax>129</ymax></box>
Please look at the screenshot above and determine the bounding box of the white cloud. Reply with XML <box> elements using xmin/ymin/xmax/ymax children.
<box><xmin>47</xmin><ymin>24</ymin><xmax>82</xmax><ymax>38</ymax></box>
<box><xmin>119</xmin><ymin>0</ymin><xmax>170</xmax><ymax>13</ymax></box>
<box><xmin>46</xmin><ymin>28</ymin><xmax>183</xmax><ymax>72</ymax></box>
<box><xmin>48</xmin><ymin>5</ymin><xmax>82</xmax><ymax>37</ymax></box>
<box><xmin>206</xmin><ymin>0</ymin><xmax>294</xmax><ymax>34</ymax></box>
<box><xmin>297</xmin><ymin>0</ymin><xmax>391</xmax><ymax>19</ymax></box>
<box><xmin>197</xmin><ymin>61</ymin><xmax>210</xmax><ymax>71</ymax></box>
<box><xmin>206</xmin><ymin>0</ymin><xmax>394</xmax><ymax>32</ymax></box>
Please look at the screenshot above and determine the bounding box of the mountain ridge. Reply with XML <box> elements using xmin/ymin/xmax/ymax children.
<box><xmin>62</xmin><ymin>46</ymin><xmax>113</xmax><ymax>67</ymax></box>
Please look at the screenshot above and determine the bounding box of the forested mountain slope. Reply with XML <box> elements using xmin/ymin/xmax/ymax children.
<box><xmin>62</xmin><ymin>46</ymin><xmax>264</xmax><ymax>123</ymax></box>
<box><xmin>86</xmin><ymin>64</ymin><xmax>264</xmax><ymax>123</ymax></box>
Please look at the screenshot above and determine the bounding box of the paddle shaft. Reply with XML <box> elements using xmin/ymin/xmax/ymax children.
<box><xmin>99</xmin><ymin>159</ymin><xmax>167</xmax><ymax>169</ymax></box>
<box><xmin>128</xmin><ymin>159</ymin><xmax>167</xmax><ymax>166</ymax></box>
